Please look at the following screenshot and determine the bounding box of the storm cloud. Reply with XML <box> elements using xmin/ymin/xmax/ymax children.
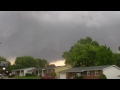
<box><xmin>0</xmin><ymin>11</ymin><xmax>120</xmax><ymax>63</ymax></box>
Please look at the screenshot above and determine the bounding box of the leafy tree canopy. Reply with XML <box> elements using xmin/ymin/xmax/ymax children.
<box><xmin>62</xmin><ymin>37</ymin><xmax>115</xmax><ymax>67</ymax></box>
<box><xmin>13</xmin><ymin>56</ymin><xmax>49</xmax><ymax>69</ymax></box>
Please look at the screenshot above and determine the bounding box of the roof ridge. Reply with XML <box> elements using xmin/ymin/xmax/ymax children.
<box><xmin>74</xmin><ymin>65</ymin><xmax>111</xmax><ymax>68</ymax></box>
<box><xmin>60</xmin><ymin>65</ymin><xmax>114</xmax><ymax>73</ymax></box>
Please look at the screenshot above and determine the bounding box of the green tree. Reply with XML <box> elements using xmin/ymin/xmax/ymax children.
<box><xmin>111</xmin><ymin>53</ymin><xmax>119</xmax><ymax>66</ymax></box>
<box><xmin>113</xmin><ymin>47</ymin><xmax>120</xmax><ymax>67</ymax></box>
<box><xmin>35</xmin><ymin>58</ymin><xmax>49</xmax><ymax>67</ymax></box>
<box><xmin>49</xmin><ymin>64</ymin><xmax>56</xmax><ymax>67</ymax></box>
<box><xmin>7</xmin><ymin>64</ymin><xmax>15</xmax><ymax>71</ymax></box>
<box><xmin>13</xmin><ymin>56</ymin><xmax>49</xmax><ymax>69</ymax></box>
<box><xmin>48</xmin><ymin>71</ymin><xmax>56</xmax><ymax>78</ymax></box>
<box><xmin>91</xmin><ymin>41</ymin><xmax>99</xmax><ymax>46</ymax></box>
<box><xmin>41</xmin><ymin>59</ymin><xmax>49</xmax><ymax>67</ymax></box>
<box><xmin>94</xmin><ymin>45</ymin><xmax>113</xmax><ymax>66</ymax></box>
<box><xmin>113</xmin><ymin>53</ymin><xmax>120</xmax><ymax>67</ymax></box>
<box><xmin>0</xmin><ymin>56</ymin><xmax>7</xmax><ymax>61</ymax></box>
<box><xmin>77</xmin><ymin>37</ymin><xmax>92</xmax><ymax>44</ymax></box>
<box><xmin>62</xmin><ymin>37</ymin><xmax>114</xmax><ymax>67</ymax></box>
<box><xmin>14</xmin><ymin>56</ymin><xmax>39</xmax><ymax>69</ymax></box>
<box><xmin>118</xmin><ymin>46</ymin><xmax>120</xmax><ymax>51</ymax></box>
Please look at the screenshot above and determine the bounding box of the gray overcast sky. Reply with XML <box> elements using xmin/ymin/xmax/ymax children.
<box><xmin>0</xmin><ymin>11</ymin><xmax>120</xmax><ymax>64</ymax></box>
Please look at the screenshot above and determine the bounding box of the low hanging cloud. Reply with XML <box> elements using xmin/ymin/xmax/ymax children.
<box><xmin>0</xmin><ymin>11</ymin><xmax>120</xmax><ymax>63</ymax></box>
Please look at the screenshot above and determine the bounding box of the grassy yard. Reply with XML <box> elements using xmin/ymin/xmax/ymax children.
<box><xmin>13</xmin><ymin>76</ymin><xmax>40</xmax><ymax>79</ymax></box>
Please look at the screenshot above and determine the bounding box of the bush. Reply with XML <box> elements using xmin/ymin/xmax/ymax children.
<box><xmin>48</xmin><ymin>72</ymin><xmax>56</xmax><ymax>78</ymax></box>
<box><xmin>11</xmin><ymin>74</ymin><xmax>15</xmax><ymax>77</ymax></box>
<box><xmin>99</xmin><ymin>74</ymin><xmax>107</xmax><ymax>79</ymax></box>
<box><xmin>25</xmin><ymin>73</ymin><xmax>35</xmax><ymax>77</ymax></box>
<box><xmin>8</xmin><ymin>74</ymin><xmax>15</xmax><ymax>78</ymax></box>
<box><xmin>75</xmin><ymin>75</ymin><xmax>83</xmax><ymax>79</ymax></box>
<box><xmin>44</xmin><ymin>72</ymin><xmax>56</xmax><ymax>78</ymax></box>
<box><xmin>78</xmin><ymin>76</ymin><xmax>83</xmax><ymax>79</ymax></box>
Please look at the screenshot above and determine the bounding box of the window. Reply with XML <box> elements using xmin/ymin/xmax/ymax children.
<box><xmin>95</xmin><ymin>71</ymin><xmax>99</xmax><ymax>76</ymax></box>
<box><xmin>87</xmin><ymin>71</ymin><xmax>91</xmax><ymax>76</ymax></box>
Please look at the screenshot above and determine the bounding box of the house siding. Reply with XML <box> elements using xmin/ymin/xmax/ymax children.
<box><xmin>66</xmin><ymin>72</ymin><xmax>73</xmax><ymax>79</ymax></box>
<box><xmin>45</xmin><ymin>69</ymin><xmax>55</xmax><ymax>74</ymax></box>
<box><xmin>23</xmin><ymin>68</ymin><xmax>36</xmax><ymax>76</ymax></box>
<box><xmin>83</xmin><ymin>70</ymin><xmax>103</xmax><ymax>79</ymax></box>
<box><xmin>103</xmin><ymin>66</ymin><xmax>120</xmax><ymax>79</ymax></box>
<box><xmin>60</xmin><ymin>65</ymin><xmax>120</xmax><ymax>79</ymax></box>
<box><xmin>65</xmin><ymin>70</ymin><xmax>103</xmax><ymax>79</ymax></box>
<box><xmin>55</xmin><ymin>66</ymin><xmax>70</xmax><ymax>79</ymax></box>
<box><xmin>12</xmin><ymin>67</ymin><xmax>36</xmax><ymax>76</ymax></box>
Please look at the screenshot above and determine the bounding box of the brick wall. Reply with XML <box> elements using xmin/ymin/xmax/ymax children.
<box><xmin>66</xmin><ymin>70</ymin><xmax>103</xmax><ymax>79</ymax></box>
<box><xmin>66</xmin><ymin>72</ymin><xmax>72</xmax><ymax>79</ymax></box>
<box><xmin>83</xmin><ymin>70</ymin><xmax>103</xmax><ymax>79</ymax></box>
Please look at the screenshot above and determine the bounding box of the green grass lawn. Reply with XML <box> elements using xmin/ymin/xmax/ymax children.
<box><xmin>13</xmin><ymin>76</ymin><xmax>40</xmax><ymax>79</ymax></box>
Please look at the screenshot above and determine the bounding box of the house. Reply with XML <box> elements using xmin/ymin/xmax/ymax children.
<box><xmin>59</xmin><ymin>65</ymin><xmax>120</xmax><ymax>79</ymax></box>
<box><xmin>28</xmin><ymin>67</ymin><xmax>56</xmax><ymax>76</ymax></box>
<box><xmin>28</xmin><ymin>66</ymin><xmax>71</xmax><ymax>78</ymax></box>
<box><xmin>54</xmin><ymin>66</ymin><xmax>71</xmax><ymax>79</ymax></box>
<box><xmin>11</xmin><ymin>67</ymin><xmax>36</xmax><ymax>76</ymax></box>
<box><xmin>117</xmin><ymin>75</ymin><xmax>120</xmax><ymax>79</ymax></box>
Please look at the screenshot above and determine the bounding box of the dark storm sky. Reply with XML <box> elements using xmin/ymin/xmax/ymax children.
<box><xmin>0</xmin><ymin>11</ymin><xmax>120</xmax><ymax>63</ymax></box>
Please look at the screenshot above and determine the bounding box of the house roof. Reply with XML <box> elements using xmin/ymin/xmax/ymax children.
<box><xmin>28</xmin><ymin>67</ymin><xmax>56</xmax><ymax>72</ymax></box>
<box><xmin>55</xmin><ymin>66</ymin><xmax>71</xmax><ymax>69</ymax></box>
<box><xmin>12</xmin><ymin>67</ymin><xmax>36</xmax><ymax>72</ymax></box>
<box><xmin>60</xmin><ymin>65</ymin><xmax>111</xmax><ymax>73</ymax></box>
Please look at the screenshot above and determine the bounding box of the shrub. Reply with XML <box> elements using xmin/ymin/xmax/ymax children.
<box><xmin>99</xmin><ymin>74</ymin><xmax>107</xmax><ymax>79</ymax></box>
<box><xmin>11</xmin><ymin>74</ymin><xmax>15</xmax><ymax>77</ymax></box>
<box><xmin>75</xmin><ymin>75</ymin><xmax>83</xmax><ymax>79</ymax></box>
<box><xmin>44</xmin><ymin>72</ymin><xmax>56</xmax><ymax>78</ymax></box>
<box><xmin>25</xmin><ymin>73</ymin><xmax>35</xmax><ymax>77</ymax></box>
<box><xmin>48</xmin><ymin>72</ymin><xmax>56</xmax><ymax>78</ymax></box>
<box><xmin>8</xmin><ymin>74</ymin><xmax>15</xmax><ymax>78</ymax></box>
<box><xmin>78</xmin><ymin>76</ymin><xmax>83</xmax><ymax>79</ymax></box>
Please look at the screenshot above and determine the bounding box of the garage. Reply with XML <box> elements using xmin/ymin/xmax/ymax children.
<box><xmin>60</xmin><ymin>72</ymin><xmax>66</xmax><ymax>79</ymax></box>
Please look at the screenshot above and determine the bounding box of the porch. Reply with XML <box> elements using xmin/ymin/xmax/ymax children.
<box><xmin>66</xmin><ymin>72</ymin><xmax>83</xmax><ymax>79</ymax></box>
<box><xmin>32</xmin><ymin>68</ymin><xmax>55</xmax><ymax>76</ymax></box>
<box><xmin>12</xmin><ymin>70</ymin><xmax>24</xmax><ymax>76</ymax></box>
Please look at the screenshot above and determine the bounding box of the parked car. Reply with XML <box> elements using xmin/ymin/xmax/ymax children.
<box><xmin>0</xmin><ymin>74</ymin><xmax>3</xmax><ymax>79</ymax></box>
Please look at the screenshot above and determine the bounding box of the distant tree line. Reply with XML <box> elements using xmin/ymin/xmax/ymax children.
<box><xmin>0</xmin><ymin>56</ymin><xmax>55</xmax><ymax>72</ymax></box>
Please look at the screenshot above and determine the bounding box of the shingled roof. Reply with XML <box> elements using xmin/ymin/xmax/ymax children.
<box><xmin>28</xmin><ymin>67</ymin><xmax>56</xmax><ymax>72</ymax></box>
<box><xmin>12</xmin><ymin>67</ymin><xmax>36</xmax><ymax>72</ymax></box>
<box><xmin>60</xmin><ymin>65</ymin><xmax>112</xmax><ymax>73</ymax></box>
